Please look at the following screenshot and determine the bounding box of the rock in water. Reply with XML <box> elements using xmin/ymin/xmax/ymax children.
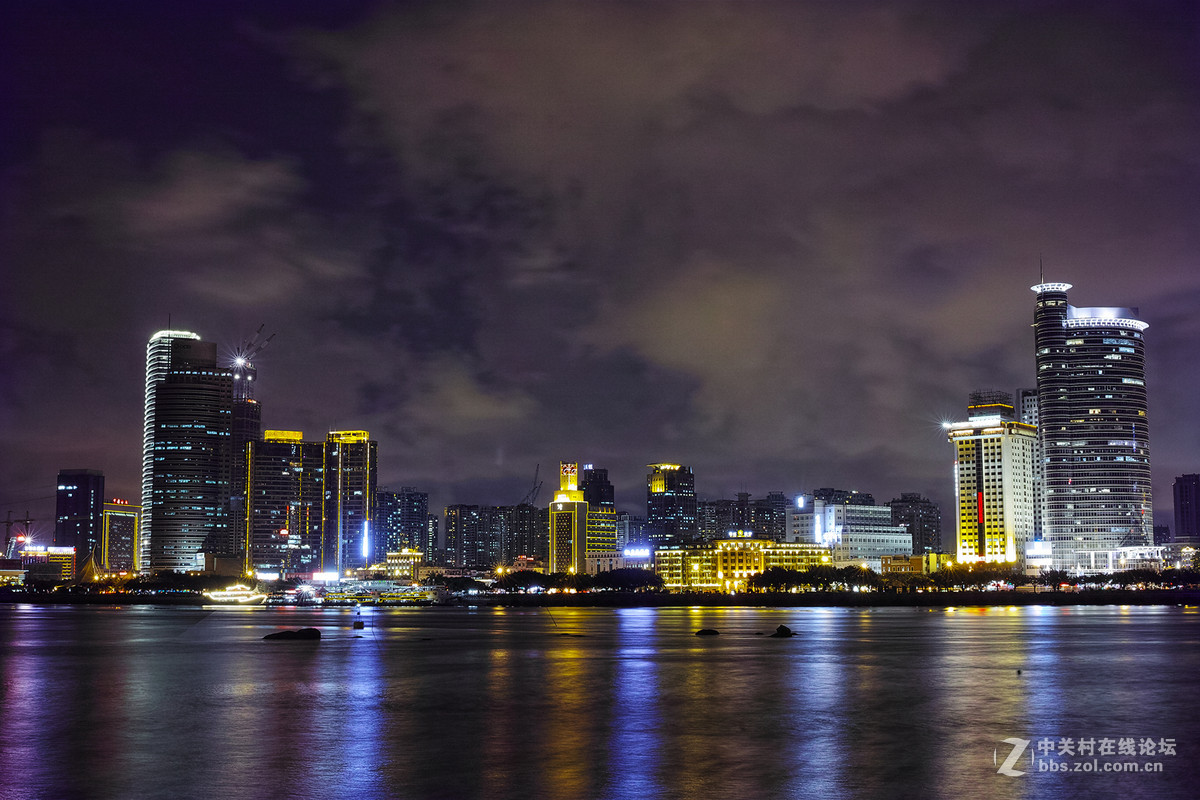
<box><xmin>768</xmin><ymin>625</ymin><xmax>793</xmax><ymax>638</ymax></box>
<box><xmin>263</xmin><ymin>628</ymin><xmax>321</xmax><ymax>641</ymax></box>
<box><xmin>695</xmin><ymin>628</ymin><xmax>720</xmax><ymax>636</ymax></box>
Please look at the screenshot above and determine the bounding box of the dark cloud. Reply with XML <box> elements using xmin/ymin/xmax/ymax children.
<box><xmin>2</xmin><ymin>0</ymin><xmax>1198</xmax><ymax>536</ymax></box>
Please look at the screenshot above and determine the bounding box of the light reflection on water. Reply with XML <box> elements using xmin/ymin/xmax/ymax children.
<box><xmin>1</xmin><ymin>604</ymin><xmax>1197</xmax><ymax>800</ymax></box>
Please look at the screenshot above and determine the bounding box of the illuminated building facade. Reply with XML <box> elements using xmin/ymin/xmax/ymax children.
<box><xmin>646</xmin><ymin>463</ymin><xmax>697</xmax><ymax>544</ymax></box>
<box><xmin>1033</xmin><ymin>282</ymin><xmax>1152</xmax><ymax>569</ymax></box>
<box><xmin>322</xmin><ymin>431</ymin><xmax>377</xmax><ymax>574</ymax></box>
<box><xmin>788</xmin><ymin>491</ymin><xmax>911</xmax><ymax>571</ymax></box>
<box><xmin>55</xmin><ymin>469</ymin><xmax>104</xmax><ymax>568</ymax></box>
<box><xmin>946</xmin><ymin>392</ymin><xmax>1037</xmax><ymax>567</ymax></box>
<box><xmin>20</xmin><ymin>545</ymin><xmax>77</xmax><ymax>582</ymax></box>
<box><xmin>142</xmin><ymin>331</ymin><xmax>233</xmax><ymax>573</ymax></box>
<box><xmin>887</xmin><ymin>493</ymin><xmax>943</xmax><ymax>555</ymax></box>
<box><xmin>244</xmin><ymin>431</ymin><xmax>324</xmax><ymax>575</ymax></box>
<box><xmin>548</xmin><ymin>462</ymin><xmax>617</xmax><ymax>574</ymax></box>
<box><xmin>653</xmin><ymin>535</ymin><xmax>831</xmax><ymax>592</ymax></box>
<box><xmin>384</xmin><ymin>548</ymin><xmax>423</xmax><ymax>580</ymax></box>
<box><xmin>101</xmin><ymin>499</ymin><xmax>140</xmax><ymax>573</ymax></box>
<box><xmin>548</xmin><ymin>462</ymin><xmax>588</xmax><ymax>574</ymax></box>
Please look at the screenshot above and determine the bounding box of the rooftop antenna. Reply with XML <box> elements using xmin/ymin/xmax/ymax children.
<box><xmin>1039</xmin><ymin>254</ymin><xmax>1044</xmax><ymax>284</ymax></box>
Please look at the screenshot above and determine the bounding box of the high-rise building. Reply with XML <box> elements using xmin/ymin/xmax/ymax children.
<box><xmin>225</xmin><ymin>346</ymin><xmax>264</xmax><ymax>560</ymax></box>
<box><xmin>55</xmin><ymin>470</ymin><xmax>104</xmax><ymax>569</ymax></box>
<box><xmin>444</xmin><ymin>504</ymin><xmax>483</xmax><ymax>568</ymax></box>
<box><xmin>888</xmin><ymin>493</ymin><xmax>943</xmax><ymax>554</ymax></box>
<box><xmin>141</xmin><ymin>331</ymin><xmax>233</xmax><ymax>573</ymax></box>
<box><xmin>424</xmin><ymin>513</ymin><xmax>441</xmax><ymax>566</ymax></box>
<box><xmin>322</xmin><ymin>431</ymin><xmax>377</xmax><ymax>574</ymax></box>
<box><xmin>1032</xmin><ymin>282</ymin><xmax>1152</xmax><ymax>569</ymax></box>
<box><xmin>101</xmin><ymin>499</ymin><xmax>140</xmax><ymax>573</ymax></box>
<box><xmin>646</xmin><ymin>464</ymin><xmax>697</xmax><ymax>544</ymax></box>
<box><xmin>244</xmin><ymin>431</ymin><xmax>324</xmax><ymax>576</ymax></box>
<box><xmin>377</xmin><ymin>488</ymin><xmax>428</xmax><ymax>556</ymax></box>
<box><xmin>548</xmin><ymin>462</ymin><xmax>616</xmax><ymax>574</ymax></box>
<box><xmin>580</xmin><ymin>465</ymin><xmax>615</xmax><ymax>510</ymax></box>
<box><xmin>1174</xmin><ymin>475</ymin><xmax>1200</xmax><ymax>546</ymax></box>
<box><xmin>945</xmin><ymin>391</ymin><xmax>1037</xmax><ymax>568</ymax></box>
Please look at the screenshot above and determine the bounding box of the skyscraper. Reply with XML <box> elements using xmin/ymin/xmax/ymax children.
<box><xmin>946</xmin><ymin>391</ymin><xmax>1037</xmax><ymax>567</ymax></box>
<box><xmin>244</xmin><ymin>431</ymin><xmax>324</xmax><ymax>576</ymax></box>
<box><xmin>55</xmin><ymin>469</ymin><xmax>104</xmax><ymax>567</ymax></box>
<box><xmin>141</xmin><ymin>331</ymin><xmax>233</xmax><ymax>573</ymax></box>
<box><xmin>322</xmin><ymin>431</ymin><xmax>377</xmax><ymax>574</ymax></box>
<box><xmin>225</xmin><ymin>343</ymin><xmax>264</xmax><ymax>560</ymax></box>
<box><xmin>646</xmin><ymin>464</ymin><xmax>697</xmax><ymax>544</ymax></box>
<box><xmin>1174</xmin><ymin>475</ymin><xmax>1200</xmax><ymax>546</ymax></box>
<box><xmin>1032</xmin><ymin>282</ymin><xmax>1152</xmax><ymax>569</ymax></box>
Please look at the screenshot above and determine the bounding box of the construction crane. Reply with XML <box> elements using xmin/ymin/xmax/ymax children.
<box><xmin>4</xmin><ymin>510</ymin><xmax>34</xmax><ymax>559</ymax></box>
<box><xmin>228</xmin><ymin>324</ymin><xmax>275</xmax><ymax>401</ymax></box>
<box><xmin>519</xmin><ymin>464</ymin><xmax>543</xmax><ymax>506</ymax></box>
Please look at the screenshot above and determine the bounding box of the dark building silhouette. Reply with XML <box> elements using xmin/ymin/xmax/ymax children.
<box><xmin>888</xmin><ymin>493</ymin><xmax>943</xmax><ymax>554</ymax></box>
<box><xmin>1174</xmin><ymin>475</ymin><xmax>1200</xmax><ymax>545</ymax></box>
<box><xmin>646</xmin><ymin>464</ymin><xmax>697</xmax><ymax>544</ymax></box>
<box><xmin>55</xmin><ymin>469</ymin><xmax>104</xmax><ymax>568</ymax></box>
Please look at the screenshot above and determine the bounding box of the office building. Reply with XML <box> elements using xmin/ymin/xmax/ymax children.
<box><xmin>244</xmin><ymin>431</ymin><xmax>325</xmax><ymax>576</ymax></box>
<box><xmin>887</xmin><ymin>493</ymin><xmax>943</xmax><ymax>555</ymax></box>
<box><xmin>322</xmin><ymin>431</ymin><xmax>377</xmax><ymax>574</ymax></box>
<box><xmin>788</xmin><ymin>491</ymin><xmax>911</xmax><ymax>571</ymax></box>
<box><xmin>646</xmin><ymin>463</ymin><xmax>697</xmax><ymax>544</ymax></box>
<box><xmin>1032</xmin><ymin>282</ymin><xmax>1152</xmax><ymax>569</ymax></box>
<box><xmin>945</xmin><ymin>391</ymin><xmax>1037</xmax><ymax>568</ymax></box>
<box><xmin>55</xmin><ymin>469</ymin><xmax>104</xmax><ymax>569</ymax></box>
<box><xmin>141</xmin><ymin>331</ymin><xmax>233</xmax><ymax>573</ymax></box>
<box><xmin>101</xmin><ymin>499</ymin><xmax>140</xmax><ymax>573</ymax></box>
<box><xmin>1174</xmin><ymin>475</ymin><xmax>1200</xmax><ymax>545</ymax></box>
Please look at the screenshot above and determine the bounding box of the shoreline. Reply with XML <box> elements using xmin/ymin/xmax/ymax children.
<box><xmin>3</xmin><ymin>588</ymin><xmax>1198</xmax><ymax>608</ymax></box>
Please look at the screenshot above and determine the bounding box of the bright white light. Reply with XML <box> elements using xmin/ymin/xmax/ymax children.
<box><xmin>362</xmin><ymin>520</ymin><xmax>369</xmax><ymax>559</ymax></box>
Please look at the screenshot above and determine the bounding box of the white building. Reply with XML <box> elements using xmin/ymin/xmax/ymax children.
<box><xmin>946</xmin><ymin>391</ymin><xmax>1037</xmax><ymax>569</ymax></box>
<box><xmin>787</xmin><ymin>493</ymin><xmax>911</xmax><ymax>571</ymax></box>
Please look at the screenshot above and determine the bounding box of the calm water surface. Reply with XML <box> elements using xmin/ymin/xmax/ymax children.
<box><xmin>1</xmin><ymin>604</ymin><xmax>1197</xmax><ymax>800</ymax></box>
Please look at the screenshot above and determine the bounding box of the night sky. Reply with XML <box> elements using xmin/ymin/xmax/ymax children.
<box><xmin>3</xmin><ymin>1</ymin><xmax>1198</xmax><ymax>542</ymax></box>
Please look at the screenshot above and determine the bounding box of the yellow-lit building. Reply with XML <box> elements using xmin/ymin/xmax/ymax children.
<box><xmin>384</xmin><ymin>548</ymin><xmax>423</xmax><ymax>580</ymax></box>
<box><xmin>547</xmin><ymin>462</ymin><xmax>617</xmax><ymax>574</ymax></box>
<box><xmin>946</xmin><ymin>392</ymin><xmax>1037</xmax><ymax>568</ymax></box>
<box><xmin>654</xmin><ymin>534</ymin><xmax>832</xmax><ymax>592</ymax></box>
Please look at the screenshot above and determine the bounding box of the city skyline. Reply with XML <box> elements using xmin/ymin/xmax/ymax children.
<box><xmin>4</xmin><ymin>2</ymin><xmax>1199</xmax><ymax>541</ymax></box>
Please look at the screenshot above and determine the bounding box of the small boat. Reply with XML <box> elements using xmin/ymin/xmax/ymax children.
<box><xmin>203</xmin><ymin>584</ymin><xmax>267</xmax><ymax>604</ymax></box>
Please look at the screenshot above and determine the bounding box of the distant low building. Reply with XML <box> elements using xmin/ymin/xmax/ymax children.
<box><xmin>653</xmin><ymin>534</ymin><xmax>831</xmax><ymax>592</ymax></box>
<box><xmin>880</xmin><ymin>553</ymin><xmax>954</xmax><ymax>575</ymax></box>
